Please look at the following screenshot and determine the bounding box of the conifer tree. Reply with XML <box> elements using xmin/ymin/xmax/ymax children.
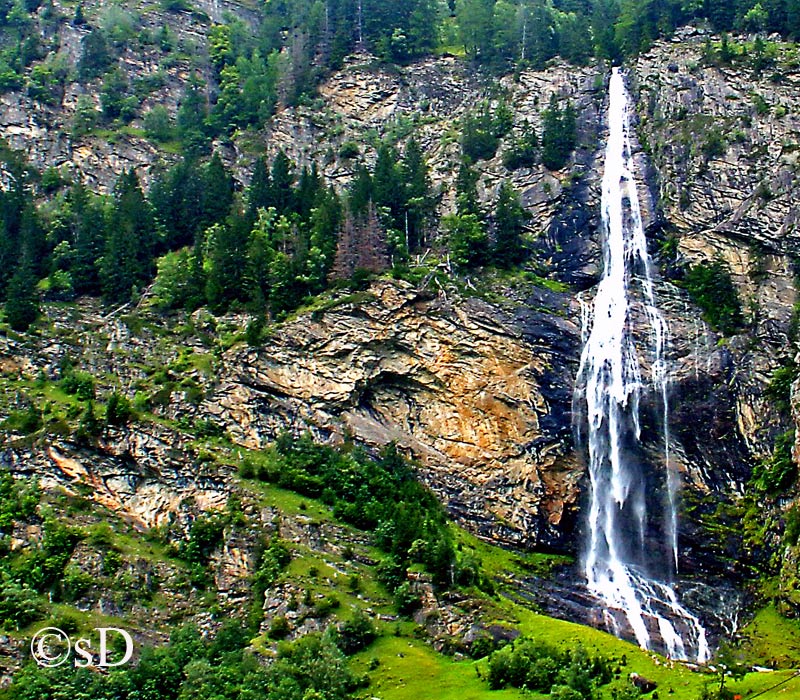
<box><xmin>270</xmin><ymin>150</ymin><xmax>295</xmax><ymax>213</ymax></box>
<box><xmin>541</xmin><ymin>95</ymin><xmax>577</xmax><ymax>171</ymax></box>
<box><xmin>373</xmin><ymin>143</ymin><xmax>403</xmax><ymax>228</ymax></box>
<box><xmin>4</xmin><ymin>256</ymin><xmax>38</xmax><ymax>331</ymax></box>
<box><xmin>492</xmin><ymin>182</ymin><xmax>527</xmax><ymax>268</ymax></box>
<box><xmin>246</xmin><ymin>157</ymin><xmax>272</xmax><ymax>224</ymax></box>
<box><xmin>202</xmin><ymin>152</ymin><xmax>234</xmax><ymax>227</ymax></box>
<box><xmin>455</xmin><ymin>158</ymin><xmax>480</xmax><ymax>217</ymax></box>
<box><xmin>101</xmin><ymin>169</ymin><xmax>155</xmax><ymax>304</ymax></box>
<box><xmin>70</xmin><ymin>182</ymin><xmax>105</xmax><ymax>296</ymax></box>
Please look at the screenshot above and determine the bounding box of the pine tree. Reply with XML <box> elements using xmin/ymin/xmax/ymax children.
<box><xmin>101</xmin><ymin>169</ymin><xmax>155</xmax><ymax>304</ymax></box>
<box><xmin>245</xmin><ymin>207</ymin><xmax>278</xmax><ymax>311</ymax></box>
<box><xmin>455</xmin><ymin>158</ymin><xmax>480</xmax><ymax>216</ymax></box>
<box><xmin>150</xmin><ymin>159</ymin><xmax>204</xmax><ymax>249</ymax></box>
<box><xmin>296</xmin><ymin>163</ymin><xmax>322</xmax><ymax>219</ymax></box>
<box><xmin>78</xmin><ymin>28</ymin><xmax>114</xmax><ymax>80</ymax></box>
<box><xmin>270</xmin><ymin>150</ymin><xmax>295</xmax><ymax>213</ymax></box>
<box><xmin>408</xmin><ymin>0</ymin><xmax>439</xmax><ymax>56</ymax></box>
<box><xmin>177</xmin><ymin>79</ymin><xmax>210</xmax><ymax>158</ymax></box>
<box><xmin>247</xmin><ymin>157</ymin><xmax>272</xmax><ymax>224</ymax></box>
<box><xmin>307</xmin><ymin>186</ymin><xmax>341</xmax><ymax>290</ymax></box>
<box><xmin>492</xmin><ymin>182</ymin><xmax>527</xmax><ymax>267</ymax></box>
<box><xmin>541</xmin><ymin>95</ymin><xmax>577</xmax><ymax>171</ymax></box>
<box><xmin>457</xmin><ymin>0</ymin><xmax>494</xmax><ymax>59</ymax></box>
<box><xmin>402</xmin><ymin>137</ymin><xmax>432</xmax><ymax>251</ymax></box>
<box><xmin>330</xmin><ymin>200</ymin><xmax>390</xmax><ymax>280</ymax></box>
<box><xmin>202</xmin><ymin>152</ymin><xmax>234</xmax><ymax>227</ymax></box>
<box><xmin>4</xmin><ymin>257</ymin><xmax>38</xmax><ymax>331</ymax></box>
<box><xmin>348</xmin><ymin>165</ymin><xmax>373</xmax><ymax>216</ymax></box>
<box><xmin>373</xmin><ymin>143</ymin><xmax>403</xmax><ymax>228</ymax></box>
<box><xmin>70</xmin><ymin>183</ymin><xmax>105</xmax><ymax>296</ymax></box>
<box><xmin>204</xmin><ymin>217</ymin><xmax>250</xmax><ymax>311</ymax></box>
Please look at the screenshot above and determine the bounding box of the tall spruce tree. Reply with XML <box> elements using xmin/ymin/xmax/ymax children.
<box><xmin>492</xmin><ymin>182</ymin><xmax>527</xmax><ymax>267</ymax></box>
<box><xmin>4</xmin><ymin>256</ymin><xmax>38</xmax><ymax>331</ymax></box>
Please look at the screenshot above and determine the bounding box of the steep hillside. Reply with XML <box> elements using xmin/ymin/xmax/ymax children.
<box><xmin>2</xmin><ymin>0</ymin><xmax>800</xmax><ymax>697</ymax></box>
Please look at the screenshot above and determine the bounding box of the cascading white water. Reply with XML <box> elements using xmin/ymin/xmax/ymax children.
<box><xmin>574</xmin><ymin>68</ymin><xmax>710</xmax><ymax>663</ymax></box>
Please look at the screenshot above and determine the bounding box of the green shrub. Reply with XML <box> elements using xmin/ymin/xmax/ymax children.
<box><xmin>2</xmin><ymin>405</ymin><xmax>41</xmax><ymax>434</ymax></box>
<box><xmin>486</xmin><ymin>638</ymin><xmax>611</xmax><ymax>695</ymax></box>
<box><xmin>62</xmin><ymin>565</ymin><xmax>94</xmax><ymax>601</ymax></box>
<box><xmin>336</xmin><ymin>609</ymin><xmax>376</xmax><ymax>654</ymax></box>
<box><xmin>105</xmin><ymin>392</ymin><xmax>133</xmax><ymax>425</ymax></box>
<box><xmin>143</xmin><ymin>105</ymin><xmax>174</xmax><ymax>142</ymax></box>
<box><xmin>0</xmin><ymin>579</ymin><xmax>45</xmax><ymax>631</ymax></box>
<box><xmin>754</xmin><ymin>429</ymin><xmax>797</xmax><ymax>494</ymax></box>
<box><xmin>765</xmin><ymin>361</ymin><xmax>797</xmax><ymax>415</ymax></box>
<box><xmin>681</xmin><ymin>259</ymin><xmax>744</xmax><ymax>335</ymax></box>
<box><xmin>268</xmin><ymin>614</ymin><xmax>290</xmax><ymax>639</ymax></box>
<box><xmin>60</xmin><ymin>370</ymin><xmax>96</xmax><ymax>400</ymax></box>
<box><xmin>179</xmin><ymin>513</ymin><xmax>226</xmax><ymax>567</ymax></box>
<box><xmin>338</xmin><ymin>141</ymin><xmax>360</xmax><ymax>159</ymax></box>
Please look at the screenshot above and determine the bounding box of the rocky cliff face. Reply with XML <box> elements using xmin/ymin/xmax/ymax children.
<box><xmin>632</xmin><ymin>27</ymin><xmax>797</xmax><ymax>458</ymax></box>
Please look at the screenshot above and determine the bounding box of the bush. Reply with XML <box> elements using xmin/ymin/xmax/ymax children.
<box><xmin>245</xmin><ymin>436</ymin><xmax>455</xmax><ymax>588</ymax></box>
<box><xmin>486</xmin><ymin>638</ymin><xmax>611</xmax><ymax>695</ymax></box>
<box><xmin>60</xmin><ymin>370</ymin><xmax>95</xmax><ymax>400</ymax></box>
<box><xmin>179</xmin><ymin>513</ymin><xmax>226</xmax><ymax>567</ymax></box>
<box><xmin>268</xmin><ymin>615</ymin><xmax>290</xmax><ymax>639</ymax></box>
<box><xmin>105</xmin><ymin>392</ymin><xmax>133</xmax><ymax>425</ymax></box>
<box><xmin>2</xmin><ymin>405</ymin><xmax>41</xmax><ymax>435</ymax></box>
<box><xmin>62</xmin><ymin>565</ymin><xmax>94</xmax><ymax>601</ymax></box>
<box><xmin>754</xmin><ymin>429</ymin><xmax>797</xmax><ymax>495</ymax></box>
<box><xmin>0</xmin><ymin>579</ymin><xmax>45</xmax><ymax>631</ymax></box>
<box><xmin>765</xmin><ymin>361</ymin><xmax>797</xmax><ymax>415</ymax></box>
<box><xmin>338</xmin><ymin>141</ymin><xmax>360</xmax><ymax>159</ymax></box>
<box><xmin>143</xmin><ymin>105</ymin><xmax>174</xmax><ymax>142</ymax></box>
<box><xmin>681</xmin><ymin>259</ymin><xmax>744</xmax><ymax>335</ymax></box>
<box><xmin>335</xmin><ymin>609</ymin><xmax>376</xmax><ymax>654</ymax></box>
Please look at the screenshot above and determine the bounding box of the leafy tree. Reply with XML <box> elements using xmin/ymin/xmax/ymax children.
<box><xmin>149</xmin><ymin>247</ymin><xmax>204</xmax><ymax>311</ymax></box>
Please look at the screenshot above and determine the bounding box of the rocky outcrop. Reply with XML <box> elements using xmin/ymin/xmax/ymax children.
<box><xmin>214</xmin><ymin>279</ymin><xmax>583</xmax><ymax>550</ymax></box>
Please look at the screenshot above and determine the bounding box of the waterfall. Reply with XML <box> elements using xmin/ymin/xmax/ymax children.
<box><xmin>573</xmin><ymin>68</ymin><xmax>710</xmax><ymax>663</ymax></box>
